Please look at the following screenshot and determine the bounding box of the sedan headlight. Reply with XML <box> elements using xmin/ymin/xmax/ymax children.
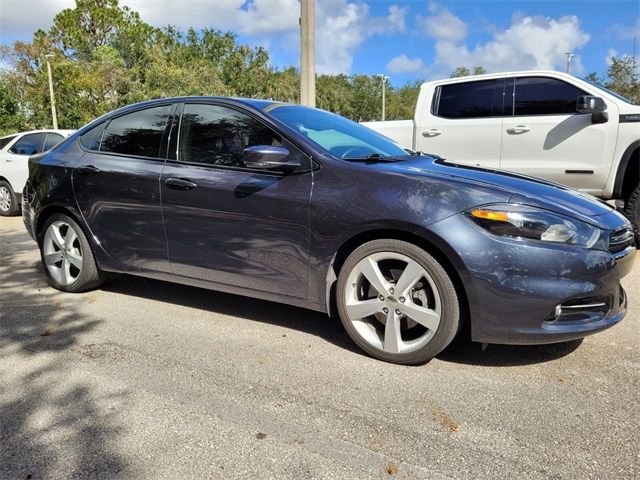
<box><xmin>466</xmin><ymin>204</ymin><xmax>601</xmax><ymax>248</ymax></box>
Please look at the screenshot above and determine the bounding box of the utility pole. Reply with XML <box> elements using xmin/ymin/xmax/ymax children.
<box><xmin>376</xmin><ymin>74</ymin><xmax>389</xmax><ymax>121</ymax></box>
<box><xmin>45</xmin><ymin>54</ymin><xmax>58</xmax><ymax>129</ymax></box>
<box><xmin>300</xmin><ymin>0</ymin><xmax>315</xmax><ymax>107</ymax></box>
<box><xmin>565</xmin><ymin>51</ymin><xmax>574</xmax><ymax>74</ymax></box>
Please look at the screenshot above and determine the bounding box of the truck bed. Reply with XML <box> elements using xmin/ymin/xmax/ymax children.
<box><xmin>361</xmin><ymin>119</ymin><xmax>414</xmax><ymax>149</ymax></box>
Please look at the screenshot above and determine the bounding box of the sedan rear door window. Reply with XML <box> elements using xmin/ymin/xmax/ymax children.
<box><xmin>79</xmin><ymin>123</ymin><xmax>106</xmax><ymax>151</ymax></box>
<box><xmin>100</xmin><ymin>105</ymin><xmax>172</xmax><ymax>158</ymax></box>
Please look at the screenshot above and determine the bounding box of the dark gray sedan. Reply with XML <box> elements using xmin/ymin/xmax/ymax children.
<box><xmin>22</xmin><ymin>97</ymin><xmax>636</xmax><ymax>364</ymax></box>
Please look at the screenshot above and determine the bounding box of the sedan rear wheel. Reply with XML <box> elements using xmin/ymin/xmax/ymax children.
<box><xmin>41</xmin><ymin>214</ymin><xmax>105</xmax><ymax>292</ymax></box>
<box><xmin>337</xmin><ymin>240</ymin><xmax>460</xmax><ymax>364</ymax></box>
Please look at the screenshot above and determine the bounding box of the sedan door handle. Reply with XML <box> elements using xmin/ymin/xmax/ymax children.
<box><xmin>165</xmin><ymin>177</ymin><xmax>197</xmax><ymax>190</ymax></box>
<box><xmin>422</xmin><ymin>129</ymin><xmax>443</xmax><ymax>137</ymax></box>
<box><xmin>506</xmin><ymin>125</ymin><xmax>531</xmax><ymax>134</ymax></box>
<box><xmin>77</xmin><ymin>165</ymin><xmax>101</xmax><ymax>175</ymax></box>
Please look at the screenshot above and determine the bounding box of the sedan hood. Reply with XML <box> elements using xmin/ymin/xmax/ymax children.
<box><xmin>381</xmin><ymin>156</ymin><xmax>615</xmax><ymax>228</ymax></box>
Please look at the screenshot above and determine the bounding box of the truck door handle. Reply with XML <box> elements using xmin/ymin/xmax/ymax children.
<box><xmin>506</xmin><ymin>125</ymin><xmax>531</xmax><ymax>134</ymax></box>
<box><xmin>77</xmin><ymin>165</ymin><xmax>101</xmax><ymax>175</ymax></box>
<box><xmin>422</xmin><ymin>129</ymin><xmax>442</xmax><ymax>137</ymax></box>
<box><xmin>165</xmin><ymin>177</ymin><xmax>197</xmax><ymax>190</ymax></box>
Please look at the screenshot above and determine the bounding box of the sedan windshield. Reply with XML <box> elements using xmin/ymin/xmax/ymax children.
<box><xmin>264</xmin><ymin>104</ymin><xmax>410</xmax><ymax>160</ymax></box>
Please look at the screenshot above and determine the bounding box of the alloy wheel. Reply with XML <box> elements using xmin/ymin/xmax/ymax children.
<box><xmin>43</xmin><ymin>220</ymin><xmax>84</xmax><ymax>286</ymax></box>
<box><xmin>344</xmin><ymin>251</ymin><xmax>441</xmax><ymax>354</ymax></box>
<box><xmin>0</xmin><ymin>186</ymin><xmax>11</xmax><ymax>212</ymax></box>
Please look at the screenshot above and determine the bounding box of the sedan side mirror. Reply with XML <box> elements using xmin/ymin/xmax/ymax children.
<box><xmin>576</xmin><ymin>95</ymin><xmax>608</xmax><ymax>124</ymax></box>
<box><xmin>243</xmin><ymin>145</ymin><xmax>300</xmax><ymax>173</ymax></box>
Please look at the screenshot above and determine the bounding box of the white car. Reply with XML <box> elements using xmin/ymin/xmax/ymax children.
<box><xmin>0</xmin><ymin>129</ymin><xmax>75</xmax><ymax>215</ymax></box>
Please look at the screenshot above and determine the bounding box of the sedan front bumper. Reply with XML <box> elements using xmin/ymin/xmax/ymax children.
<box><xmin>430</xmin><ymin>214</ymin><xmax>634</xmax><ymax>345</ymax></box>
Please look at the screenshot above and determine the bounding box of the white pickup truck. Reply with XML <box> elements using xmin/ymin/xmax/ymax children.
<box><xmin>364</xmin><ymin>70</ymin><xmax>640</xmax><ymax>241</ymax></box>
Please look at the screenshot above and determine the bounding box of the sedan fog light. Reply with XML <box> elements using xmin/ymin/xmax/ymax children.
<box><xmin>554</xmin><ymin>304</ymin><xmax>562</xmax><ymax>320</ymax></box>
<box><xmin>552</xmin><ymin>296</ymin><xmax>611</xmax><ymax>322</ymax></box>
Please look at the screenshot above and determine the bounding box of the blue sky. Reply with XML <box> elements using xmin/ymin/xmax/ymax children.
<box><xmin>1</xmin><ymin>0</ymin><xmax>638</xmax><ymax>86</ymax></box>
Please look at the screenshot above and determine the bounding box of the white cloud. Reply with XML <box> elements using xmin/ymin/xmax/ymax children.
<box><xmin>313</xmin><ymin>1</ymin><xmax>408</xmax><ymax>74</ymax></box>
<box><xmin>610</xmin><ymin>19</ymin><xmax>640</xmax><ymax>40</ymax></box>
<box><xmin>125</xmin><ymin>0</ymin><xmax>409</xmax><ymax>74</ymax></box>
<box><xmin>417</xmin><ymin>2</ymin><xmax>467</xmax><ymax>42</ymax></box>
<box><xmin>606</xmin><ymin>48</ymin><xmax>618</xmax><ymax>65</ymax></box>
<box><xmin>0</xmin><ymin>0</ymin><xmax>75</xmax><ymax>42</ymax></box>
<box><xmin>122</xmin><ymin>0</ymin><xmax>300</xmax><ymax>36</ymax></box>
<box><xmin>0</xmin><ymin>0</ymin><xmax>408</xmax><ymax>75</ymax></box>
<box><xmin>386</xmin><ymin>54</ymin><xmax>425</xmax><ymax>74</ymax></box>
<box><xmin>410</xmin><ymin>4</ymin><xmax>591</xmax><ymax>78</ymax></box>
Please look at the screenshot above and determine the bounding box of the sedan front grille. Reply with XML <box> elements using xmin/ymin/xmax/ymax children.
<box><xmin>608</xmin><ymin>227</ymin><xmax>635</xmax><ymax>254</ymax></box>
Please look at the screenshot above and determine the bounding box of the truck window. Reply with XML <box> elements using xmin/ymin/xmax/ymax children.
<box><xmin>511</xmin><ymin>77</ymin><xmax>587</xmax><ymax>116</ymax></box>
<box><xmin>434</xmin><ymin>79</ymin><xmax>504</xmax><ymax>119</ymax></box>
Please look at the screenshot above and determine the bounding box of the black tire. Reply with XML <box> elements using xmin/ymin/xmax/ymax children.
<box><xmin>0</xmin><ymin>180</ymin><xmax>19</xmax><ymax>216</ymax></box>
<box><xmin>625</xmin><ymin>183</ymin><xmax>640</xmax><ymax>246</ymax></box>
<box><xmin>40</xmin><ymin>213</ymin><xmax>106</xmax><ymax>292</ymax></box>
<box><xmin>336</xmin><ymin>239</ymin><xmax>460</xmax><ymax>365</ymax></box>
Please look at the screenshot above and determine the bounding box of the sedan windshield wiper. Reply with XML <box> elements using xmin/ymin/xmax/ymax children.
<box><xmin>346</xmin><ymin>153</ymin><xmax>411</xmax><ymax>163</ymax></box>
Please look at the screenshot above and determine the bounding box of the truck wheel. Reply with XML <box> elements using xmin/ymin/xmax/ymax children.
<box><xmin>625</xmin><ymin>183</ymin><xmax>640</xmax><ymax>245</ymax></box>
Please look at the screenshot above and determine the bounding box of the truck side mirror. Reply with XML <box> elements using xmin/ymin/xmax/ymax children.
<box><xmin>576</xmin><ymin>96</ymin><xmax>608</xmax><ymax>124</ymax></box>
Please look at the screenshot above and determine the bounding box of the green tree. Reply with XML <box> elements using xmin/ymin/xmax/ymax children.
<box><xmin>317</xmin><ymin>74</ymin><xmax>355</xmax><ymax>117</ymax></box>
<box><xmin>1</xmin><ymin>0</ymin><xmax>462</xmax><ymax>131</ymax></box>
<box><xmin>450</xmin><ymin>66</ymin><xmax>486</xmax><ymax>78</ymax></box>
<box><xmin>49</xmin><ymin>0</ymin><xmax>140</xmax><ymax>60</ymax></box>
<box><xmin>1</xmin><ymin>1</ymin><xmax>284</xmax><ymax>129</ymax></box>
<box><xmin>386</xmin><ymin>80</ymin><xmax>422</xmax><ymax>120</ymax></box>
<box><xmin>607</xmin><ymin>56</ymin><xmax>639</xmax><ymax>103</ymax></box>
<box><xmin>350</xmin><ymin>75</ymin><xmax>380</xmax><ymax>121</ymax></box>
<box><xmin>0</xmin><ymin>70</ymin><xmax>29</xmax><ymax>135</ymax></box>
<box><xmin>450</xmin><ymin>66</ymin><xmax>470</xmax><ymax>78</ymax></box>
<box><xmin>586</xmin><ymin>55</ymin><xmax>639</xmax><ymax>104</ymax></box>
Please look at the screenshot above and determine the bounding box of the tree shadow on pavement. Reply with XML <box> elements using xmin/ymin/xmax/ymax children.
<box><xmin>0</xmin><ymin>222</ymin><xmax>132</xmax><ymax>479</ymax></box>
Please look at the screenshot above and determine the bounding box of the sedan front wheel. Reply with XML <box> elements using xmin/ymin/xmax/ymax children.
<box><xmin>337</xmin><ymin>239</ymin><xmax>460</xmax><ymax>364</ymax></box>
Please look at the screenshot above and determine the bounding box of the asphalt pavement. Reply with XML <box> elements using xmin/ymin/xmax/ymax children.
<box><xmin>1</xmin><ymin>215</ymin><xmax>638</xmax><ymax>479</ymax></box>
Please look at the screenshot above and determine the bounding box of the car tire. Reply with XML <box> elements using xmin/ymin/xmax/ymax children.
<box><xmin>40</xmin><ymin>213</ymin><xmax>106</xmax><ymax>292</ymax></box>
<box><xmin>0</xmin><ymin>180</ymin><xmax>19</xmax><ymax>216</ymax></box>
<box><xmin>625</xmin><ymin>183</ymin><xmax>640</xmax><ymax>246</ymax></box>
<box><xmin>336</xmin><ymin>239</ymin><xmax>460</xmax><ymax>365</ymax></box>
